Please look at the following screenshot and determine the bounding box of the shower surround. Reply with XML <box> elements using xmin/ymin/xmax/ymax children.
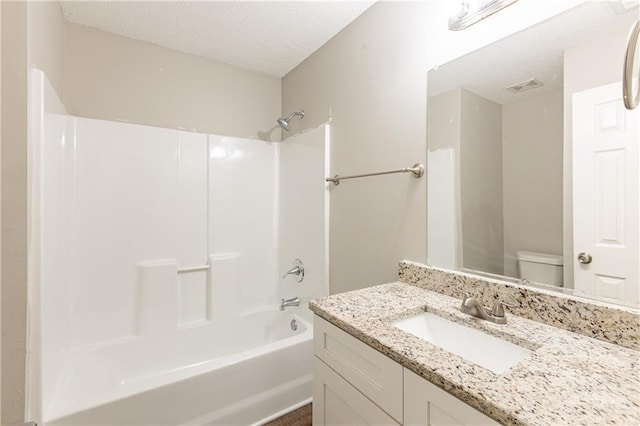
<box><xmin>28</xmin><ymin>70</ymin><xmax>329</xmax><ymax>425</ymax></box>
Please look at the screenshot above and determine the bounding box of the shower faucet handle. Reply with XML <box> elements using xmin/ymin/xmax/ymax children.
<box><xmin>282</xmin><ymin>259</ymin><xmax>304</xmax><ymax>282</ymax></box>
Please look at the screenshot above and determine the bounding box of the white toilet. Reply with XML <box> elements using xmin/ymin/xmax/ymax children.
<box><xmin>516</xmin><ymin>251</ymin><xmax>564</xmax><ymax>287</ymax></box>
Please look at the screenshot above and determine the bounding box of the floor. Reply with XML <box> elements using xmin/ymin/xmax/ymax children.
<box><xmin>264</xmin><ymin>404</ymin><xmax>312</xmax><ymax>426</ymax></box>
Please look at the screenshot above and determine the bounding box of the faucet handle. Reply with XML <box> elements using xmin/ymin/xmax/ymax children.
<box><xmin>453</xmin><ymin>289</ymin><xmax>473</xmax><ymax>308</ymax></box>
<box><xmin>490</xmin><ymin>299</ymin><xmax>519</xmax><ymax>318</ymax></box>
<box><xmin>282</xmin><ymin>259</ymin><xmax>304</xmax><ymax>282</ymax></box>
<box><xmin>453</xmin><ymin>289</ymin><xmax>472</xmax><ymax>300</ymax></box>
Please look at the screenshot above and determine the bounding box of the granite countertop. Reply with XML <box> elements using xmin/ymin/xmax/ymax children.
<box><xmin>309</xmin><ymin>282</ymin><xmax>640</xmax><ymax>426</ymax></box>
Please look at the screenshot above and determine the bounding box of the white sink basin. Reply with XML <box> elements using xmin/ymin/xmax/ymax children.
<box><xmin>392</xmin><ymin>312</ymin><xmax>532</xmax><ymax>374</ymax></box>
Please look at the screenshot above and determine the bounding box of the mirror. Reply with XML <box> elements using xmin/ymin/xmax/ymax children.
<box><xmin>427</xmin><ymin>1</ymin><xmax>639</xmax><ymax>309</ymax></box>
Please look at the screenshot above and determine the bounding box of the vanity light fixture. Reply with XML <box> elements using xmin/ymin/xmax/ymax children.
<box><xmin>448</xmin><ymin>0</ymin><xmax>519</xmax><ymax>31</ymax></box>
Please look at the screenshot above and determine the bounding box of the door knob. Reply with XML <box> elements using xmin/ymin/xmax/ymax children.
<box><xmin>577</xmin><ymin>252</ymin><xmax>593</xmax><ymax>264</ymax></box>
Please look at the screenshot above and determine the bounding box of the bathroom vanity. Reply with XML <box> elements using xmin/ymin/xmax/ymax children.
<box><xmin>313</xmin><ymin>315</ymin><xmax>499</xmax><ymax>425</ymax></box>
<box><xmin>310</xmin><ymin>262</ymin><xmax>640</xmax><ymax>425</ymax></box>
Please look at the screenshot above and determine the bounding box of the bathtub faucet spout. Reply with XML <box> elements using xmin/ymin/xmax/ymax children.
<box><xmin>281</xmin><ymin>297</ymin><xmax>300</xmax><ymax>310</ymax></box>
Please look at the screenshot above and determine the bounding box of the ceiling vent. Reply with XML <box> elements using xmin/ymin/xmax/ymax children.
<box><xmin>505</xmin><ymin>78</ymin><xmax>544</xmax><ymax>94</ymax></box>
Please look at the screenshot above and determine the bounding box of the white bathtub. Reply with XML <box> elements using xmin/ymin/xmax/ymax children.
<box><xmin>44</xmin><ymin>306</ymin><xmax>313</xmax><ymax>425</ymax></box>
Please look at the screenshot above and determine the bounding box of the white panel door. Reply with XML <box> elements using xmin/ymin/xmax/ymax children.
<box><xmin>573</xmin><ymin>82</ymin><xmax>639</xmax><ymax>307</ymax></box>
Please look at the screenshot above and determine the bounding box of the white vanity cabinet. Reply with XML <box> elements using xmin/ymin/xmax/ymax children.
<box><xmin>313</xmin><ymin>316</ymin><xmax>403</xmax><ymax>425</ymax></box>
<box><xmin>404</xmin><ymin>369</ymin><xmax>500</xmax><ymax>426</ymax></box>
<box><xmin>313</xmin><ymin>315</ymin><xmax>500</xmax><ymax>426</ymax></box>
<box><xmin>313</xmin><ymin>358</ymin><xmax>400</xmax><ymax>425</ymax></box>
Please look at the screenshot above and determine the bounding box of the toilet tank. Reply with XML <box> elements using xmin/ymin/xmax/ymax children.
<box><xmin>516</xmin><ymin>251</ymin><xmax>564</xmax><ymax>287</ymax></box>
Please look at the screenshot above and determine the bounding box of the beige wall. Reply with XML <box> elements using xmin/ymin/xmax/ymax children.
<box><xmin>64</xmin><ymin>23</ymin><xmax>281</xmax><ymax>141</ymax></box>
<box><xmin>503</xmin><ymin>89</ymin><xmax>564</xmax><ymax>278</ymax></box>
<box><xmin>563</xmin><ymin>27</ymin><xmax>629</xmax><ymax>288</ymax></box>
<box><xmin>281</xmin><ymin>0</ymin><xmax>582</xmax><ymax>294</ymax></box>
<box><xmin>282</xmin><ymin>2</ymin><xmax>430</xmax><ymax>293</ymax></box>
<box><xmin>27</xmin><ymin>1</ymin><xmax>65</xmax><ymax>98</ymax></box>
<box><xmin>459</xmin><ymin>89</ymin><xmax>503</xmax><ymax>275</ymax></box>
<box><xmin>428</xmin><ymin>90</ymin><xmax>461</xmax><ymax>152</ymax></box>
<box><xmin>1</xmin><ymin>2</ymin><xmax>65</xmax><ymax>423</ymax></box>
<box><xmin>2</xmin><ymin>2</ymin><xmax>28</xmax><ymax>424</ymax></box>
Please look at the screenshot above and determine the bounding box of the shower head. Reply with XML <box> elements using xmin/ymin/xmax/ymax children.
<box><xmin>277</xmin><ymin>117</ymin><xmax>291</xmax><ymax>131</ymax></box>
<box><xmin>277</xmin><ymin>110</ymin><xmax>305</xmax><ymax>131</ymax></box>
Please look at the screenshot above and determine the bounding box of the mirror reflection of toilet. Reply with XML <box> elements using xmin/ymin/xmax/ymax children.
<box><xmin>516</xmin><ymin>251</ymin><xmax>564</xmax><ymax>287</ymax></box>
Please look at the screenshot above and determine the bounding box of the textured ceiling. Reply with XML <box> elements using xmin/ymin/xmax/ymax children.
<box><xmin>428</xmin><ymin>1</ymin><xmax>639</xmax><ymax>105</ymax></box>
<box><xmin>61</xmin><ymin>1</ymin><xmax>376</xmax><ymax>77</ymax></box>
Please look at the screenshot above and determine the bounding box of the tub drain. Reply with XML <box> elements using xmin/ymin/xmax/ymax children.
<box><xmin>290</xmin><ymin>319</ymin><xmax>298</xmax><ymax>331</ymax></box>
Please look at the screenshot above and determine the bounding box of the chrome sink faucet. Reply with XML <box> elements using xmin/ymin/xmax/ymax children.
<box><xmin>453</xmin><ymin>290</ymin><xmax>517</xmax><ymax>325</ymax></box>
<box><xmin>281</xmin><ymin>296</ymin><xmax>300</xmax><ymax>311</ymax></box>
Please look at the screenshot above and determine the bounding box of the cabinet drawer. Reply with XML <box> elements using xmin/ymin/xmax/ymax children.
<box><xmin>313</xmin><ymin>315</ymin><xmax>403</xmax><ymax>423</ymax></box>
<box><xmin>313</xmin><ymin>357</ymin><xmax>400</xmax><ymax>426</ymax></box>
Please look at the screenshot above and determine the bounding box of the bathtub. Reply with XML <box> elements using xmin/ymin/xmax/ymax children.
<box><xmin>44</xmin><ymin>305</ymin><xmax>313</xmax><ymax>425</ymax></box>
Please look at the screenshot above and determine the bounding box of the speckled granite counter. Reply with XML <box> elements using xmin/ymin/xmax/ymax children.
<box><xmin>399</xmin><ymin>260</ymin><xmax>640</xmax><ymax>351</ymax></box>
<box><xmin>309</xmin><ymin>283</ymin><xmax>640</xmax><ymax>426</ymax></box>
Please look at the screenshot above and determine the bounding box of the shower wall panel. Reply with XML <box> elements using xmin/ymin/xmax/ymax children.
<box><xmin>208</xmin><ymin>135</ymin><xmax>279</xmax><ymax>315</ymax></box>
<box><xmin>39</xmin><ymin>117</ymin><xmax>279</xmax><ymax>352</ymax></box>
<box><xmin>40</xmin><ymin>113</ymin><xmax>74</xmax><ymax>414</ymax></box>
<box><xmin>279</xmin><ymin>125</ymin><xmax>330</xmax><ymax>302</ymax></box>
<box><xmin>72</xmin><ymin>119</ymin><xmax>179</xmax><ymax>346</ymax></box>
<box><xmin>176</xmin><ymin>131</ymin><xmax>208</xmax><ymax>326</ymax></box>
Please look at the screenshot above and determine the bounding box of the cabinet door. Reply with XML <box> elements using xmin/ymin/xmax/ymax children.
<box><xmin>314</xmin><ymin>315</ymin><xmax>404</xmax><ymax>422</ymax></box>
<box><xmin>313</xmin><ymin>357</ymin><xmax>400</xmax><ymax>426</ymax></box>
<box><xmin>404</xmin><ymin>369</ymin><xmax>500</xmax><ymax>426</ymax></box>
